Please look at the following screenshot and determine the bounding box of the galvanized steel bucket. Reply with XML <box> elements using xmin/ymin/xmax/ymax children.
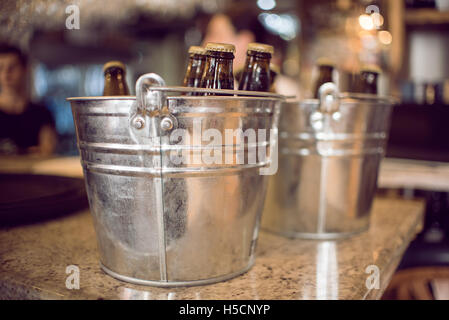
<box><xmin>261</xmin><ymin>83</ymin><xmax>395</xmax><ymax>240</ymax></box>
<box><xmin>68</xmin><ymin>73</ymin><xmax>282</xmax><ymax>286</ymax></box>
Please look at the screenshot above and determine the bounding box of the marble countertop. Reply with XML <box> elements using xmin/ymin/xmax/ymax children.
<box><xmin>379</xmin><ymin>158</ymin><xmax>449</xmax><ymax>192</ymax></box>
<box><xmin>0</xmin><ymin>196</ymin><xmax>424</xmax><ymax>300</ymax></box>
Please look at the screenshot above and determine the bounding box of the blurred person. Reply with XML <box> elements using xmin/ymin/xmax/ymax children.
<box><xmin>202</xmin><ymin>14</ymin><xmax>254</xmax><ymax>74</ymax></box>
<box><xmin>200</xmin><ymin>8</ymin><xmax>300</xmax><ymax>97</ymax></box>
<box><xmin>0</xmin><ymin>44</ymin><xmax>57</xmax><ymax>155</ymax></box>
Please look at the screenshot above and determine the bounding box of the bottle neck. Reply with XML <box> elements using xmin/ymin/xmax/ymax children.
<box><xmin>238</xmin><ymin>52</ymin><xmax>271</xmax><ymax>92</ymax></box>
<box><xmin>105</xmin><ymin>67</ymin><xmax>126</xmax><ymax>78</ymax></box>
<box><xmin>313</xmin><ymin>66</ymin><xmax>334</xmax><ymax>98</ymax></box>
<box><xmin>201</xmin><ymin>50</ymin><xmax>235</xmax><ymax>92</ymax></box>
<box><xmin>361</xmin><ymin>72</ymin><xmax>378</xmax><ymax>94</ymax></box>
<box><xmin>103</xmin><ymin>68</ymin><xmax>129</xmax><ymax>96</ymax></box>
<box><xmin>207</xmin><ymin>55</ymin><xmax>234</xmax><ymax>76</ymax></box>
<box><xmin>361</xmin><ymin>72</ymin><xmax>378</xmax><ymax>85</ymax></box>
<box><xmin>247</xmin><ymin>50</ymin><xmax>271</xmax><ymax>60</ymax></box>
<box><xmin>243</xmin><ymin>52</ymin><xmax>271</xmax><ymax>71</ymax></box>
<box><xmin>206</xmin><ymin>51</ymin><xmax>234</xmax><ymax>73</ymax></box>
<box><xmin>318</xmin><ymin>66</ymin><xmax>333</xmax><ymax>81</ymax></box>
<box><xmin>183</xmin><ymin>54</ymin><xmax>207</xmax><ymax>88</ymax></box>
<box><xmin>191</xmin><ymin>54</ymin><xmax>206</xmax><ymax>77</ymax></box>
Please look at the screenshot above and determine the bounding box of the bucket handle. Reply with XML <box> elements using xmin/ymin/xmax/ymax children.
<box><xmin>131</xmin><ymin>73</ymin><xmax>177</xmax><ymax>134</ymax></box>
<box><xmin>310</xmin><ymin>82</ymin><xmax>340</xmax><ymax>132</ymax></box>
<box><xmin>318</xmin><ymin>82</ymin><xmax>339</xmax><ymax>114</ymax></box>
<box><xmin>135</xmin><ymin>73</ymin><xmax>166</xmax><ymax>115</ymax></box>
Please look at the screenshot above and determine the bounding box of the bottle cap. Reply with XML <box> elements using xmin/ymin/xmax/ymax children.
<box><xmin>316</xmin><ymin>57</ymin><xmax>335</xmax><ymax>67</ymax></box>
<box><xmin>247</xmin><ymin>42</ymin><xmax>274</xmax><ymax>55</ymax></box>
<box><xmin>188</xmin><ymin>46</ymin><xmax>207</xmax><ymax>55</ymax></box>
<box><xmin>361</xmin><ymin>64</ymin><xmax>382</xmax><ymax>74</ymax></box>
<box><xmin>103</xmin><ymin>61</ymin><xmax>126</xmax><ymax>73</ymax></box>
<box><xmin>205</xmin><ymin>42</ymin><xmax>236</xmax><ymax>53</ymax></box>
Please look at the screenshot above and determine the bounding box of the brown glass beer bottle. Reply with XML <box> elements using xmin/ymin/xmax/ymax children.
<box><xmin>358</xmin><ymin>65</ymin><xmax>381</xmax><ymax>94</ymax></box>
<box><xmin>200</xmin><ymin>42</ymin><xmax>235</xmax><ymax>95</ymax></box>
<box><xmin>102</xmin><ymin>61</ymin><xmax>130</xmax><ymax>96</ymax></box>
<box><xmin>313</xmin><ymin>58</ymin><xmax>335</xmax><ymax>98</ymax></box>
<box><xmin>183</xmin><ymin>46</ymin><xmax>207</xmax><ymax>90</ymax></box>
<box><xmin>268</xmin><ymin>63</ymin><xmax>280</xmax><ymax>93</ymax></box>
<box><xmin>238</xmin><ymin>43</ymin><xmax>274</xmax><ymax>92</ymax></box>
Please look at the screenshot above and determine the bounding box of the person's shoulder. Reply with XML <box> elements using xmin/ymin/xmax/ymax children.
<box><xmin>26</xmin><ymin>101</ymin><xmax>55</xmax><ymax>125</ymax></box>
<box><xmin>27</xmin><ymin>101</ymin><xmax>50</xmax><ymax>112</ymax></box>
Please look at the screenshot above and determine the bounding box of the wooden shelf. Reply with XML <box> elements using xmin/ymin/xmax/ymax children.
<box><xmin>405</xmin><ymin>9</ymin><xmax>449</xmax><ymax>25</ymax></box>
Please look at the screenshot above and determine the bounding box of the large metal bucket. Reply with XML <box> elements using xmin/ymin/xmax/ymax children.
<box><xmin>68</xmin><ymin>73</ymin><xmax>282</xmax><ymax>286</ymax></box>
<box><xmin>261</xmin><ymin>83</ymin><xmax>395</xmax><ymax>240</ymax></box>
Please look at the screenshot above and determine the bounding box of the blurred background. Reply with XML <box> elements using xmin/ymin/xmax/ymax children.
<box><xmin>1</xmin><ymin>0</ymin><xmax>449</xmax><ymax>299</ymax></box>
<box><xmin>1</xmin><ymin>0</ymin><xmax>448</xmax><ymax>156</ymax></box>
<box><xmin>1</xmin><ymin>0</ymin><xmax>428</xmax><ymax>155</ymax></box>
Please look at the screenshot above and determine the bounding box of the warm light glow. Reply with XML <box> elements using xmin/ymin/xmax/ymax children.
<box><xmin>378</xmin><ymin>30</ymin><xmax>392</xmax><ymax>45</ymax></box>
<box><xmin>257</xmin><ymin>0</ymin><xmax>276</xmax><ymax>11</ymax></box>
<box><xmin>359</xmin><ymin>14</ymin><xmax>374</xmax><ymax>30</ymax></box>
<box><xmin>371</xmin><ymin>12</ymin><xmax>384</xmax><ymax>28</ymax></box>
<box><xmin>336</xmin><ymin>0</ymin><xmax>352</xmax><ymax>11</ymax></box>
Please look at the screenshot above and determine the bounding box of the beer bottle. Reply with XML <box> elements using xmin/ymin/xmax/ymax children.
<box><xmin>348</xmin><ymin>71</ymin><xmax>360</xmax><ymax>94</ymax></box>
<box><xmin>313</xmin><ymin>58</ymin><xmax>335</xmax><ymax>98</ymax></box>
<box><xmin>102</xmin><ymin>61</ymin><xmax>130</xmax><ymax>96</ymax></box>
<box><xmin>183</xmin><ymin>46</ymin><xmax>207</xmax><ymax>90</ymax></box>
<box><xmin>358</xmin><ymin>65</ymin><xmax>381</xmax><ymax>94</ymax></box>
<box><xmin>238</xmin><ymin>43</ymin><xmax>274</xmax><ymax>92</ymax></box>
<box><xmin>269</xmin><ymin>63</ymin><xmax>280</xmax><ymax>93</ymax></box>
<box><xmin>200</xmin><ymin>42</ymin><xmax>235</xmax><ymax>95</ymax></box>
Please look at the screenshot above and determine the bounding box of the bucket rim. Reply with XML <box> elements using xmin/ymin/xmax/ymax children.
<box><xmin>67</xmin><ymin>95</ymin><xmax>284</xmax><ymax>102</ymax></box>
<box><xmin>286</xmin><ymin>92</ymin><xmax>397</xmax><ymax>105</ymax></box>
<box><xmin>67</xmin><ymin>85</ymin><xmax>287</xmax><ymax>102</ymax></box>
<box><xmin>67</xmin><ymin>96</ymin><xmax>135</xmax><ymax>101</ymax></box>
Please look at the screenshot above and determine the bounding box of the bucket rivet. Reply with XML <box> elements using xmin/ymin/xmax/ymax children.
<box><xmin>161</xmin><ymin>117</ymin><xmax>174</xmax><ymax>131</ymax></box>
<box><xmin>133</xmin><ymin>117</ymin><xmax>145</xmax><ymax>129</ymax></box>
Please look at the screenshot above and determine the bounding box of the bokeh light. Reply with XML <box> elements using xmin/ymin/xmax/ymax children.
<box><xmin>257</xmin><ymin>0</ymin><xmax>276</xmax><ymax>11</ymax></box>
<box><xmin>378</xmin><ymin>30</ymin><xmax>392</xmax><ymax>45</ymax></box>
<box><xmin>258</xmin><ymin>13</ymin><xmax>299</xmax><ymax>41</ymax></box>
<box><xmin>371</xmin><ymin>12</ymin><xmax>384</xmax><ymax>28</ymax></box>
<box><xmin>359</xmin><ymin>14</ymin><xmax>374</xmax><ymax>31</ymax></box>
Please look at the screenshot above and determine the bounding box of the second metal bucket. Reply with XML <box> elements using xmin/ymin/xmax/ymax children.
<box><xmin>262</xmin><ymin>83</ymin><xmax>395</xmax><ymax>240</ymax></box>
<box><xmin>68</xmin><ymin>73</ymin><xmax>281</xmax><ymax>286</ymax></box>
